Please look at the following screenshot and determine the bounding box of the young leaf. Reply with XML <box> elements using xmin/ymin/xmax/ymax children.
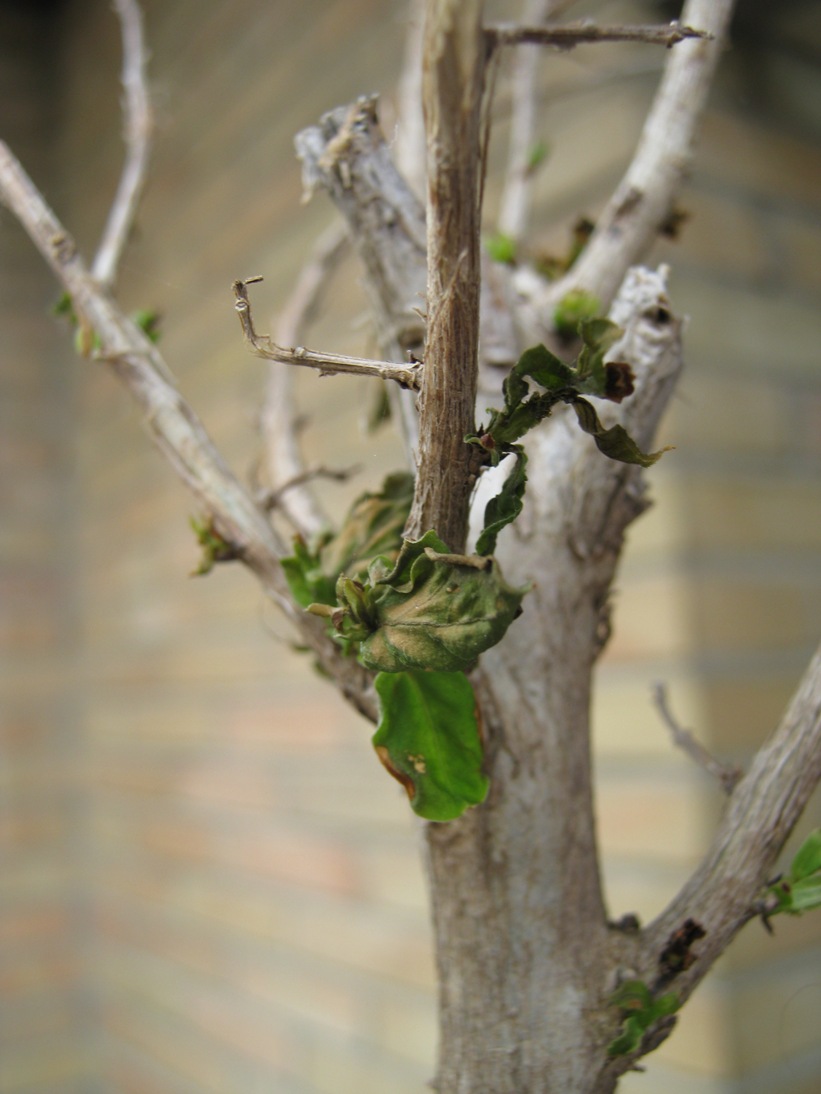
<box><xmin>790</xmin><ymin>828</ymin><xmax>821</xmax><ymax>883</ymax></box>
<box><xmin>358</xmin><ymin>532</ymin><xmax>526</xmax><ymax>673</ymax></box>
<box><xmin>553</xmin><ymin>288</ymin><xmax>600</xmax><ymax>338</ymax></box>
<box><xmin>485</xmin><ymin>232</ymin><xmax>518</xmax><ymax>265</ymax></box>
<box><xmin>475</xmin><ymin>448</ymin><xmax>528</xmax><ymax>556</ymax></box>
<box><xmin>372</xmin><ymin>670</ymin><xmax>489</xmax><ymax>821</ymax></box>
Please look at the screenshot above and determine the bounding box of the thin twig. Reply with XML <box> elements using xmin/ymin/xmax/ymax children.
<box><xmin>92</xmin><ymin>0</ymin><xmax>153</xmax><ymax>289</ymax></box>
<box><xmin>234</xmin><ymin>278</ymin><xmax>423</xmax><ymax>390</ymax></box>
<box><xmin>487</xmin><ymin>21</ymin><xmax>712</xmax><ymax>52</ymax></box>
<box><xmin>260</xmin><ymin>223</ymin><xmax>350</xmax><ymax>537</ymax></box>
<box><xmin>498</xmin><ymin>0</ymin><xmax>553</xmax><ymax>243</ymax></box>
<box><xmin>652</xmin><ymin>682</ymin><xmax>742</xmax><ymax>793</ymax></box>
<box><xmin>256</xmin><ymin>464</ymin><xmax>360</xmax><ymax>513</ymax></box>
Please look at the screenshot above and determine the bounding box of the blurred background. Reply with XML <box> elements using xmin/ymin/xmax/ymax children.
<box><xmin>1</xmin><ymin>1</ymin><xmax>820</xmax><ymax>1091</ymax></box>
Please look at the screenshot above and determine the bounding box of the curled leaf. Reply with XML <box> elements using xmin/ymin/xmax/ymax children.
<box><xmin>357</xmin><ymin>532</ymin><xmax>526</xmax><ymax>673</ymax></box>
<box><xmin>570</xmin><ymin>398</ymin><xmax>671</xmax><ymax>468</ymax></box>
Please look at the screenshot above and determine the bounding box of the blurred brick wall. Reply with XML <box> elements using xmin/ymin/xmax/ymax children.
<box><xmin>1</xmin><ymin>1</ymin><xmax>820</xmax><ymax>1092</ymax></box>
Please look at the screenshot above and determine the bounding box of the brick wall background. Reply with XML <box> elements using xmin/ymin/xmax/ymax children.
<box><xmin>1</xmin><ymin>1</ymin><xmax>819</xmax><ymax>1092</ymax></box>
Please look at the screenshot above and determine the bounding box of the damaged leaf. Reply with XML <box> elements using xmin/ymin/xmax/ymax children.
<box><xmin>357</xmin><ymin>532</ymin><xmax>526</xmax><ymax>673</ymax></box>
<box><xmin>570</xmin><ymin>398</ymin><xmax>671</xmax><ymax>467</ymax></box>
<box><xmin>373</xmin><ymin>670</ymin><xmax>488</xmax><ymax>821</ymax></box>
<box><xmin>475</xmin><ymin>448</ymin><xmax>528</xmax><ymax>556</ymax></box>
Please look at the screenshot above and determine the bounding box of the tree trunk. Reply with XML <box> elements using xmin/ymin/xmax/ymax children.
<box><xmin>426</xmin><ymin>270</ymin><xmax>684</xmax><ymax>1092</ymax></box>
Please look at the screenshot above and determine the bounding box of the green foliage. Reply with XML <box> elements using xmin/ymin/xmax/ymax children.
<box><xmin>765</xmin><ymin>828</ymin><xmax>821</xmax><ymax>916</ymax></box>
<box><xmin>468</xmin><ymin>320</ymin><xmax>667</xmax><ymax>552</ymax></box>
<box><xmin>132</xmin><ymin>308</ymin><xmax>162</xmax><ymax>343</ymax></box>
<box><xmin>607</xmin><ymin>980</ymin><xmax>680</xmax><ymax>1057</ymax></box>
<box><xmin>553</xmin><ymin>288</ymin><xmax>600</xmax><ymax>337</ymax></box>
<box><xmin>281</xmin><ymin>471</ymin><xmax>415</xmax><ymax>610</ymax></box>
<box><xmin>373</xmin><ymin>670</ymin><xmax>488</xmax><ymax>820</ymax></box>
<box><xmin>314</xmin><ymin>531</ymin><xmax>526</xmax><ymax>673</ymax></box>
<box><xmin>189</xmin><ymin>515</ymin><xmax>238</xmax><ymax>575</ymax></box>
<box><xmin>485</xmin><ymin>232</ymin><xmax>518</xmax><ymax>265</ymax></box>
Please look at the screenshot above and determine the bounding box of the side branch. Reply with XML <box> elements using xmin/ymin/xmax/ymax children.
<box><xmin>233</xmin><ymin>279</ymin><xmax>422</xmax><ymax>390</ymax></box>
<box><xmin>92</xmin><ymin>0</ymin><xmax>153</xmax><ymax>289</ymax></box>
<box><xmin>520</xmin><ymin>0</ymin><xmax>736</xmax><ymax>328</ymax></box>
<box><xmin>0</xmin><ymin>139</ymin><xmax>377</xmax><ymax>721</ymax></box>
<box><xmin>641</xmin><ymin>645</ymin><xmax>821</xmax><ymax>1012</ymax></box>
<box><xmin>487</xmin><ymin>21</ymin><xmax>712</xmax><ymax>51</ymax></box>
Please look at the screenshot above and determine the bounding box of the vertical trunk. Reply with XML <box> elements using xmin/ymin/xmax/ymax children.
<box><xmin>426</xmin><ymin>272</ymin><xmax>686</xmax><ymax>1092</ymax></box>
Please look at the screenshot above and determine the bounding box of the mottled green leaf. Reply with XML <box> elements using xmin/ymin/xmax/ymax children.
<box><xmin>372</xmin><ymin>670</ymin><xmax>488</xmax><ymax>820</ymax></box>
<box><xmin>571</xmin><ymin>398</ymin><xmax>670</xmax><ymax>467</ymax></box>
<box><xmin>357</xmin><ymin>532</ymin><xmax>526</xmax><ymax>673</ymax></box>
<box><xmin>475</xmin><ymin>448</ymin><xmax>528</xmax><ymax>556</ymax></box>
<box><xmin>281</xmin><ymin>534</ymin><xmax>336</xmax><ymax>608</ymax></box>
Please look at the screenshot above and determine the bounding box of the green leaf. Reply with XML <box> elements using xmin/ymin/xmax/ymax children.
<box><xmin>607</xmin><ymin>1015</ymin><xmax>645</xmax><ymax>1057</ymax></box>
<box><xmin>189</xmin><ymin>515</ymin><xmax>238</xmax><ymax>576</ymax></box>
<box><xmin>319</xmin><ymin>471</ymin><xmax>414</xmax><ymax>581</ymax></box>
<box><xmin>571</xmin><ymin>398</ymin><xmax>671</xmax><ymax>467</ymax></box>
<box><xmin>475</xmin><ymin>448</ymin><xmax>528</xmax><ymax>556</ymax></box>
<box><xmin>132</xmin><ymin>308</ymin><xmax>162</xmax><ymax>343</ymax></box>
<box><xmin>281</xmin><ymin>534</ymin><xmax>337</xmax><ymax>608</ymax></box>
<box><xmin>526</xmin><ymin>140</ymin><xmax>550</xmax><ymax>173</ymax></box>
<box><xmin>372</xmin><ymin>670</ymin><xmax>489</xmax><ymax>820</ymax></box>
<box><xmin>787</xmin><ymin>877</ymin><xmax>821</xmax><ymax>914</ymax></box>
<box><xmin>281</xmin><ymin>471</ymin><xmax>414</xmax><ymax>611</ymax></box>
<box><xmin>790</xmin><ymin>828</ymin><xmax>821</xmax><ymax>883</ymax></box>
<box><xmin>358</xmin><ymin>532</ymin><xmax>526</xmax><ymax>673</ymax></box>
<box><xmin>485</xmin><ymin>232</ymin><xmax>518</xmax><ymax>265</ymax></box>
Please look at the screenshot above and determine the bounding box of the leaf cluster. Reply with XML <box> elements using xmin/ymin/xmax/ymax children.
<box><xmin>469</xmin><ymin>319</ymin><xmax>670</xmax><ymax>554</ymax></box>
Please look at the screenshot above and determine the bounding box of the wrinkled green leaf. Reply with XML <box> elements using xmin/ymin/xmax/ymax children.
<box><xmin>790</xmin><ymin>828</ymin><xmax>821</xmax><ymax>883</ymax></box>
<box><xmin>571</xmin><ymin>398</ymin><xmax>671</xmax><ymax>468</ymax></box>
<box><xmin>357</xmin><ymin>532</ymin><xmax>526</xmax><ymax>673</ymax></box>
<box><xmin>373</xmin><ymin>670</ymin><xmax>488</xmax><ymax>820</ymax></box>
<box><xmin>321</xmin><ymin>471</ymin><xmax>415</xmax><ymax>580</ymax></box>
<box><xmin>281</xmin><ymin>472</ymin><xmax>414</xmax><ymax>611</ymax></box>
<box><xmin>475</xmin><ymin>448</ymin><xmax>528</xmax><ymax>556</ymax></box>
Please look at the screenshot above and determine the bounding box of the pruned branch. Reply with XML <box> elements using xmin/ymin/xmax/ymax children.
<box><xmin>487</xmin><ymin>20</ymin><xmax>712</xmax><ymax>52</ymax></box>
<box><xmin>517</xmin><ymin>0</ymin><xmax>736</xmax><ymax>333</ymax></box>
<box><xmin>652</xmin><ymin>682</ymin><xmax>742</xmax><ymax>793</ymax></box>
<box><xmin>405</xmin><ymin>0</ymin><xmax>486</xmax><ymax>550</ymax></box>
<box><xmin>233</xmin><ymin>278</ymin><xmax>423</xmax><ymax>389</ymax></box>
<box><xmin>92</xmin><ymin>0</ymin><xmax>153</xmax><ymax>289</ymax></box>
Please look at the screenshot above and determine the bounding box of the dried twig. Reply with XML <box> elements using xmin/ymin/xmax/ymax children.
<box><xmin>652</xmin><ymin>682</ymin><xmax>742</xmax><ymax>793</ymax></box>
<box><xmin>487</xmin><ymin>20</ymin><xmax>712</xmax><ymax>52</ymax></box>
<box><xmin>92</xmin><ymin>0</ymin><xmax>152</xmax><ymax>289</ymax></box>
<box><xmin>257</xmin><ymin>464</ymin><xmax>360</xmax><ymax>513</ymax></box>
<box><xmin>259</xmin><ymin>224</ymin><xmax>350</xmax><ymax>537</ymax></box>
<box><xmin>234</xmin><ymin>278</ymin><xmax>422</xmax><ymax>390</ymax></box>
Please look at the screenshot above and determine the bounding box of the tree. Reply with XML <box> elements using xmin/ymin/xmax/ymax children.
<box><xmin>1</xmin><ymin>0</ymin><xmax>819</xmax><ymax>1091</ymax></box>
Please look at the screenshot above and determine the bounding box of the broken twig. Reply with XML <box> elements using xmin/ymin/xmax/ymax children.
<box><xmin>652</xmin><ymin>682</ymin><xmax>742</xmax><ymax>794</ymax></box>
